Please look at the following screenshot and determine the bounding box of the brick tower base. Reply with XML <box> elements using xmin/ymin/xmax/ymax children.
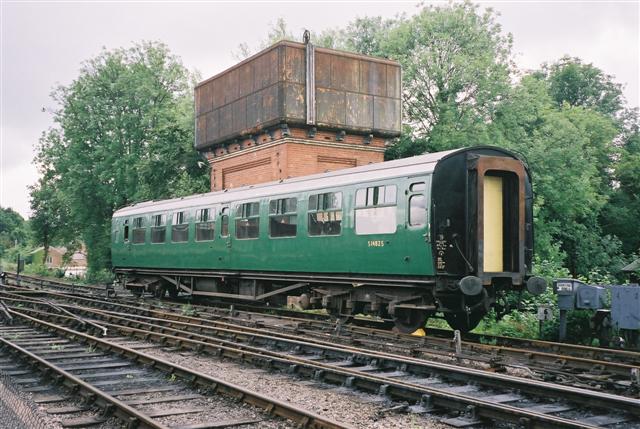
<box><xmin>204</xmin><ymin>126</ymin><xmax>386</xmax><ymax>191</ymax></box>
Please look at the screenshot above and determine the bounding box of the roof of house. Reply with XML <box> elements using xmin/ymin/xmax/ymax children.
<box><xmin>622</xmin><ymin>258</ymin><xmax>640</xmax><ymax>273</ymax></box>
<box><xmin>29</xmin><ymin>246</ymin><xmax>67</xmax><ymax>255</ymax></box>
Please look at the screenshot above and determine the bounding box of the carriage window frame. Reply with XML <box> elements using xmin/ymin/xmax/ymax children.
<box><xmin>354</xmin><ymin>184</ymin><xmax>398</xmax><ymax>235</ymax></box>
<box><xmin>235</xmin><ymin>202</ymin><xmax>260</xmax><ymax>240</ymax></box>
<box><xmin>307</xmin><ymin>191</ymin><xmax>343</xmax><ymax>237</ymax></box>
<box><xmin>171</xmin><ymin>211</ymin><xmax>189</xmax><ymax>243</ymax></box>
<box><xmin>220</xmin><ymin>207</ymin><xmax>230</xmax><ymax>238</ymax></box>
<box><xmin>195</xmin><ymin>207</ymin><xmax>216</xmax><ymax>242</ymax></box>
<box><xmin>150</xmin><ymin>214</ymin><xmax>167</xmax><ymax>244</ymax></box>
<box><xmin>131</xmin><ymin>216</ymin><xmax>146</xmax><ymax>244</ymax></box>
<box><xmin>122</xmin><ymin>219</ymin><xmax>129</xmax><ymax>243</ymax></box>
<box><xmin>408</xmin><ymin>195</ymin><xmax>427</xmax><ymax>227</ymax></box>
<box><xmin>408</xmin><ymin>182</ymin><xmax>427</xmax><ymax>227</ymax></box>
<box><xmin>269</xmin><ymin>197</ymin><xmax>298</xmax><ymax>238</ymax></box>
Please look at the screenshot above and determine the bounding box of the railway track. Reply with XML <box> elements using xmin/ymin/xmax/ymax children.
<box><xmin>0</xmin><ymin>304</ymin><xmax>351</xmax><ymax>428</ymax></box>
<box><xmin>5</xmin><ymin>271</ymin><xmax>638</xmax><ymax>362</ymax></box>
<box><xmin>3</xmin><ymin>293</ymin><xmax>640</xmax><ymax>429</ymax></box>
<box><xmin>3</xmin><ymin>274</ymin><xmax>640</xmax><ymax>394</ymax></box>
<box><xmin>12</xmin><ymin>287</ymin><xmax>638</xmax><ymax>397</ymax></box>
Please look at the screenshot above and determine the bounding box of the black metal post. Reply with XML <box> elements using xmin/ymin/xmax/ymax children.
<box><xmin>16</xmin><ymin>254</ymin><xmax>21</xmax><ymax>286</ymax></box>
<box><xmin>559</xmin><ymin>309</ymin><xmax>567</xmax><ymax>341</ymax></box>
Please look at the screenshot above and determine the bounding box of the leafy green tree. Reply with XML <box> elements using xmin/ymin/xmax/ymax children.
<box><xmin>492</xmin><ymin>76</ymin><xmax>623</xmax><ymax>278</ymax></box>
<box><xmin>0</xmin><ymin>207</ymin><xmax>27</xmax><ymax>259</ymax></box>
<box><xmin>542</xmin><ymin>56</ymin><xmax>624</xmax><ymax>117</ymax></box>
<box><xmin>33</xmin><ymin>41</ymin><xmax>209</xmax><ymax>276</ymax></box>
<box><xmin>327</xmin><ymin>16</ymin><xmax>397</xmax><ymax>57</ymax></box>
<box><xmin>29</xmin><ymin>130</ymin><xmax>75</xmax><ymax>266</ymax></box>
<box><xmin>602</xmin><ymin>109</ymin><xmax>640</xmax><ymax>255</ymax></box>
<box><xmin>381</xmin><ymin>2</ymin><xmax>513</xmax><ymax>153</ymax></box>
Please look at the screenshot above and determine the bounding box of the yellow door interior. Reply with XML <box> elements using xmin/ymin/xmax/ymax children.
<box><xmin>483</xmin><ymin>175</ymin><xmax>504</xmax><ymax>272</ymax></box>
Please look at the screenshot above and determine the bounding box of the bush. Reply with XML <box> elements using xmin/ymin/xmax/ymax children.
<box><xmin>84</xmin><ymin>269</ymin><xmax>114</xmax><ymax>285</ymax></box>
<box><xmin>24</xmin><ymin>263</ymin><xmax>51</xmax><ymax>277</ymax></box>
<box><xmin>539</xmin><ymin>309</ymin><xmax>595</xmax><ymax>344</ymax></box>
<box><xmin>474</xmin><ymin>309</ymin><xmax>539</xmax><ymax>339</ymax></box>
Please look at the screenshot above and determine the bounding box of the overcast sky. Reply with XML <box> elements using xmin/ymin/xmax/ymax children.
<box><xmin>1</xmin><ymin>1</ymin><xmax>638</xmax><ymax>219</ymax></box>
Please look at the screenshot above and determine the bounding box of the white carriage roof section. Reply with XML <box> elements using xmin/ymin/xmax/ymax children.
<box><xmin>113</xmin><ymin>148</ymin><xmax>459</xmax><ymax>218</ymax></box>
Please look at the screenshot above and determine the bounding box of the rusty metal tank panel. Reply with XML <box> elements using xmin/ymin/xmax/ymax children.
<box><xmin>195</xmin><ymin>41</ymin><xmax>401</xmax><ymax>150</ymax></box>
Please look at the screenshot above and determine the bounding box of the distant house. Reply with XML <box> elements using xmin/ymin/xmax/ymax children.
<box><xmin>622</xmin><ymin>258</ymin><xmax>640</xmax><ymax>284</ymax></box>
<box><xmin>28</xmin><ymin>246</ymin><xmax>87</xmax><ymax>277</ymax></box>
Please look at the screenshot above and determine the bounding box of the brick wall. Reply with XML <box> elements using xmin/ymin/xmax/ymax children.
<box><xmin>208</xmin><ymin>134</ymin><xmax>385</xmax><ymax>191</ymax></box>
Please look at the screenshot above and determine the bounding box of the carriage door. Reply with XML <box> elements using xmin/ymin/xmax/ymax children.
<box><xmin>483</xmin><ymin>175</ymin><xmax>504</xmax><ymax>273</ymax></box>
<box><xmin>474</xmin><ymin>157</ymin><xmax>526</xmax><ymax>280</ymax></box>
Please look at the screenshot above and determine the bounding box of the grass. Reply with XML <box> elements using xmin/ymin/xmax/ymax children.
<box><xmin>181</xmin><ymin>303</ymin><xmax>195</xmax><ymax>316</ymax></box>
<box><xmin>426</xmin><ymin>310</ymin><xmax>540</xmax><ymax>339</ymax></box>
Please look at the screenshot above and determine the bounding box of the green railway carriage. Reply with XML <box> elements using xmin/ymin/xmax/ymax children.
<box><xmin>111</xmin><ymin>146</ymin><xmax>546</xmax><ymax>332</ymax></box>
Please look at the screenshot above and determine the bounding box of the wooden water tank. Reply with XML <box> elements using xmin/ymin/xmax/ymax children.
<box><xmin>195</xmin><ymin>40</ymin><xmax>401</xmax><ymax>151</ymax></box>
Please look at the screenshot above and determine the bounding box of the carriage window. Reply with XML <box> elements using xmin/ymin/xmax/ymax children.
<box><xmin>220</xmin><ymin>207</ymin><xmax>229</xmax><ymax>237</ymax></box>
<box><xmin>236</xmin><ymin>202</ymin><xmax>260</xmax><ymax>239</ymax></box>
<box><xmin>195</xmin><ymin>208</ymin><xmax>215</xmax><ymax>242</ymax></box>
<box><xmin>409</xmin><ymin>195</ymin><xmax>426</xmax><ymax>226</ymax></box>
<box><xmin>171</xmin><ymin>211</ymin><xmax>189</xmax><ymax>243</ymax></box>
<box><xmin>269</xmin><ymin>198</ymin><xmax>297</xmax><ymax>238</ymax></box>
<box><xmin>151</xmin><ymin>214</ymin><xmax>166</xmax><ymax>243</ymax></box>
<box><xmin>355</xmin><ymin>185</ymin><xmax>397</xmax><ymax>207</ymax></box>
<box><xmin>123</xmin><ymin>219</ymin><xmax>129</xmax><ymax>242</ymax></box>
<box><xmin>355</xmin><ymin>185</ymin><xmax>397</xmax><ymax>235</ymax></box>
<box><xmin>132</xmin><ymin>217</ymin><xmax>146</xmax><ymax>244</ymax></box>
<box><xmin>410</xmin><ymin>182</ymin><xmax>426</xmax><ymax>192</ymax></box>
<box><xmin>308</xmin><ymin>192</ymin><xmax>342</xmax><ymax>236</ymax></box>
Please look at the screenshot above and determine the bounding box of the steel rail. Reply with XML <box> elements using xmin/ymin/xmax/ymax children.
<box><xmin>109</xmin><ymin>288</ymin><xmax>640</xmax><ymax>364</ymax></box>
<box><xmin>4</xmin><ymin>288</ymin><xmax>637</xmax><ymax>397</ymax></box>
<box><xmin>0</xmin><ymin>332</ymin><xmax>170</xmax><ymax>429</ymax></box>
<box><xmin>66</xmin><ymin>304</ymin><xmax>640</xmax><ymax>414</ymax></box>
<box><xmin>6</xmin><ymin>272</ymin><xmax>640</xmax><ymax>366</ymax></box>
<box><xmin>4</xmin><ymin>275</ymin><xmax>639</xmax><ymax>370</ymax></box>
<box><xmin>21</xmin><ymin>290</ymin><xmax>636</xmax><ymax>383</ymax></box>
<box><xmin>3</xmin><ymin>272</ymin><xmax>107</xmax><ymax>293</ymax></box>
<box><xmin>83</xmin><ymin>298</ymin><xmax>640</xmax><ymax>387</ymax></box>
<box><xmin>12</xmin><ymin>304</ymin><xmax>637</xmax><ymax>429</ymax></box>
<box><xmin>4</xmin><ymin>308</ymin><xmax>353</xmax><ymax>429</ymax></box>
<box><xmin>291</xmin><ymin>325</ymin><xmax>640</xmax><ymax>380</ymax></box>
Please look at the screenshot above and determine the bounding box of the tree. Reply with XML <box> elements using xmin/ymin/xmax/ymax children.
<box><xmin>492</xmin><ymin>76</ymin><xmax>623</xmax><ymax>279</ymax></box>
<box><xmin>29</xmin><ymin>176</ymin><xmax>70</xmax><ymax>265</ymax></box>
<box><xmin>327</xmin><ymin>16</ymin><xmax>397</xmax><ymax>57</ymax></box>
<box><xmin>381</xmin><ymin>2</ymin><xmax>513</xmax><ymax>153</ymax></box>
<box><xmin>0</xmin><ymin>207</ymin><xmax>27</xmax><ymax>260</ymax></box>
<box><xmin>33</xmin><ymin>41</ymin><xmax>209</xmax><ymax>276</ymax></box>
<box><xmin>543</xmin><ymin>56</ymin><xmax>624</xmax><ymax>117</ymax></box>
<box><xmin>602</xmin><ymin>109</ymin><xmax>640</xmax><ymax>255</ymax></box>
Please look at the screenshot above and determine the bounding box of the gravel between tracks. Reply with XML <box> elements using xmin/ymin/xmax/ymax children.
<box><xmin>140</xmin><ymin>342</ymin><xmax>449</xmax><ymax>429</ymax></box>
